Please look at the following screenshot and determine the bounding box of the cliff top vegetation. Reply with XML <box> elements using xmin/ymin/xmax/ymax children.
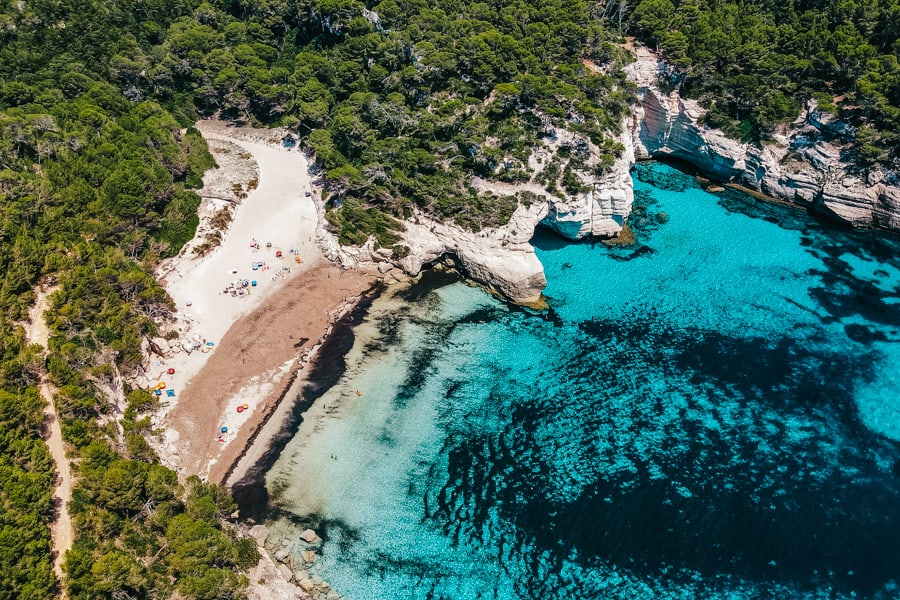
<box><xmin>0</xmin><ymin>0</ymin><xmax>896</xmax><ymax>598</ymax></box>
<box><xmin>629</xmin><ymin>0</ymin><xmax>900</xmax><ymax>170</ymax></box>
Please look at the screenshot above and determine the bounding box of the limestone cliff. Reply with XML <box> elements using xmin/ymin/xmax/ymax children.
<box><xmin>316</xmin><ymin>120</ymin><xmax>638</xmax><ymax>305</ymax></box>
<box><xmin>316</xmin><ymin>198</ymin><xmax>549</xmax><ymax>305</ymax></box>
<box><xmin>537</xmin><ymin>119</ymin><xmax>636</xmax><ymax>239</ymax></box>
<box><xmin>627</xmin><ymin>46</ymin><xmax>900</xmax><ymax>231</ymax></box>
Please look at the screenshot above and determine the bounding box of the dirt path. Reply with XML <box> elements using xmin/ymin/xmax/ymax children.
<box><xmin>25</xmin><ymin>285</ymin><xmax>72</xmax><ymax>596</ymax></box>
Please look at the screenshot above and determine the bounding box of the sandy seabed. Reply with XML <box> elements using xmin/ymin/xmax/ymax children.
<box><xmin>146</xmin><ymin>121</ymin><xmax>380</xmax><ymax>485</ymax></box>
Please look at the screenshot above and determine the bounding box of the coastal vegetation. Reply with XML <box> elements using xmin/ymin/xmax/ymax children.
<box><xmin>0</xmin><ymin>0</ymin><xmax>896</xmax><ymax>598</ymax></box>
<box><xmin>629</xmin><ymin>0</ymin><xmax>900</xmax><ymax>167</ymax></box>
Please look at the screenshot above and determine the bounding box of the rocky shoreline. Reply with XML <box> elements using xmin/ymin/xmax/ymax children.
<box><xmin>626</xmin><ymin>45</ymin><xmax>900</xmax><ymax>232</ymax></box>
<box><xmin>317</xmin><ymin>46</ymin><xmax>900</xmax><ymax>310</ymax></box>
<box><xmin>142</xmin><ymin>58</ymin><xmax>900</xmax><ymax>595</ymax></box>
<box><xmin>245</xmin><ymin>523</ymin><xmax>340</xmax><ymax>600</ymax></box>
<box><xmin>319</xmin><ymin>117</ymin><xmax>638</xmax><ymax>306</ymax></box>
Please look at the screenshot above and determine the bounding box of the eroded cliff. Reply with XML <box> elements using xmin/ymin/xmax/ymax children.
<box><xmin>317</xmin><ymin>117</ymin><xmax>638</xmax><ymax>304</ymax></box>
<box><xmin>627</xmin><ymin>45</ymin><xmax>900</xmax><ymax>231</ymax></box>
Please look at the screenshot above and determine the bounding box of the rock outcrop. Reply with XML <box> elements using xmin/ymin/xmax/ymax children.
<box><xmin>320</xmin><ymin>201</ymin><xmax>549</xmax><ymax>305</ymax></box>
<box><xmin>539</xmin><ymin>119</ymin><xmax>636</xmax><ymax>239</ymax></box>
<box><xmin>626</xmin><ymin>45</ymin><xmax>900</xmax><ymax>232</ymax></box>
<box><xmin>314</xmin><ymin>116</ymin><xmax>639</xmax><ymax>304</ymax></box>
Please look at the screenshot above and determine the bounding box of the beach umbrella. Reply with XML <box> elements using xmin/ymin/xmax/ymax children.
<box><xmin>158</xmin><ymin>381</ymin><xmax>166</xmax><ymax>389</ymax></box>
<box><xmin>167</xmin><ymin>367</ymin><xmax>175</xmax><ymax>375</ymax></box>
<box><xmin>221</xmin><ymin>426</ymin><xmax>228</xmax><ymax>433</ymax></box>
<box><xmin>237</xmin><ymin>406</ymin><xmax>244</xmax><ymax>413</ymax></box>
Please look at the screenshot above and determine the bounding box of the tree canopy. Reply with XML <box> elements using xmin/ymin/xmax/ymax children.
<box><xmin>0</xmin><ymin>0</ymin><xmax>895</xmax><ymax>596</ymax></box>
<box><xmin>628</xmin><ymin>0</ymin><xmax>900</xmax><ymax>166</ymax></box>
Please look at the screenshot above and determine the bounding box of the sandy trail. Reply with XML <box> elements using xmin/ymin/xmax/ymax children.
<box><xmin>25</xmin><ymin>285</ymin><xmax>72</xmax><ymax>597</ymax></box>
<box><xmin>149</xmin><ymin>122</ymin><xmax>378</xmax><ymax>482</ymax></box>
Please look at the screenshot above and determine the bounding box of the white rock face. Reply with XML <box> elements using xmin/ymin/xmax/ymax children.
<box><xmin>626</xmin><ymin>45</ymin><xmax>900</xmax><ymax>232</ymax></box>
<box><xmin>541</xmin><ymin>118</ymin><xmax>636</xmax><ymax>239</ymax></box>
<box><xmin>317</xmin><ymin>194</ymin><xmax>548</xmax><ymax>305</ymax></box>
<box><xmin>397</xmin><ymin>203</ymin><xmax>550</xmax><ymax>305</ymax></box>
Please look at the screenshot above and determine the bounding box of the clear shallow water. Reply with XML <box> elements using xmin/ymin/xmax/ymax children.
<box><xmin>263</xmin><ymin>163</ymin><xmax>900</xmax><ymax>599</ymax></box>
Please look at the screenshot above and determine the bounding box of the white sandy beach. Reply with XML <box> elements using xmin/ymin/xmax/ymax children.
<box><xmin>146</xmin><ymin>122</ymin><xmax>317</xmax><ymax>464</ymax></box>
<box><xmin>154</xmin><ymin>123</ymin><xmax>316</xmax><ymax>387</ymax></box>
<box><xmin>144</xmin><ymin>121</ymin><xmax>377</xmax><ymax>481</ymax></box>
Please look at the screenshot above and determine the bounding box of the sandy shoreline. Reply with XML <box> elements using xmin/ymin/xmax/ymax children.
<box><xmin>167</xmin><ymin>260</ymin><xmax>377</xmax><ymax>483</ymax></box>
<box><xmin>143</xmin><ymin>121</ymin><xmax>383</xmax><ymax>485</ymax></box>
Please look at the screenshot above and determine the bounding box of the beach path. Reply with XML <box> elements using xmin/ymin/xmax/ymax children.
<box><xmin>25</xmin><ymin>285</ymin><xmax>72</xmax><ymax>597</ymax></box>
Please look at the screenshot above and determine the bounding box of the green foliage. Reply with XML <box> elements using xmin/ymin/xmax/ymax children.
<box><xmin>66</xmin><ymin>468</ymin><xmax>250</xmax><ymax>599</ymax></box>
<box><xmin>435</xmin><ymin>191</ymin><xmax>520</xmax><ymax>232</ymax></box>
<box><xmin>325</xmin><ymin>198</ymin><xmax>404</xmax><ymax>247</ymax></box>
<box><xmin>13</xmin><ymin>0</ymin><xmax>896</xmax><ymax>596</ymax></box>
<box><xmin>0</xmin><ymin>3</ymin><xmax>250</xmax><ymax>596</ymax></box>
<box><xmin>629</xmin><ymin>0</ymin><xmax>900</xmax><ymax>166</ymax></box>
<box><xmin>0</xmin><ymin>388</ymin><xmax>55</xmax><ymax>600</ymax></box>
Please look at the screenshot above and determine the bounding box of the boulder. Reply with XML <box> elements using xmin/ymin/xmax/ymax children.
<box><xmin>150</xmin><ymin>337</ymin><xmax>171</xmax><ymax>356</ymax></box>
<box><xmin>277</xmin><ymin>564</ymin><xmax>293</xmax><ymax>582</ymax></box>
<box><xmin>248</xmin><ymin>524</ymin><xmax>269</xmax><ymax>546</ymax></box>
<box><xmin>274</xmin><ymin>548</ymin><xmax>291</xmax><ymax>562</ymax></box>
<box><xmin>299</xmin><ymin>529</ymin><xmax>321</xmax><ymax>544</ymax></box>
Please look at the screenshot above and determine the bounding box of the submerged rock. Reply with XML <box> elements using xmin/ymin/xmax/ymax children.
<box><xmin>274</xmin><ymin>548</ymin><xmax>291</xmax><ymax>562</ymax></box>
<box><xmin>299</xmin><ymin>528</ymin><xmax>321</xmax><ymax>544</ymax></box>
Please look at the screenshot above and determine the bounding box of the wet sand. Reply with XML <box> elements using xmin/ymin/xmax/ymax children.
<box><xmin>147</xmin><ymin>120</ymin><xmax>386</xmax><ymax>483</ymax></box>
<box><xmin>164</xmin><ymin>258</ymin><xmax>378</xmax><ymax>482</ymax></box>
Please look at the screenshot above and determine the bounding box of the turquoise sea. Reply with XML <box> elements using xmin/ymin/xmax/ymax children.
<box><xmin>251</xmin><ymin>163</ymin><xmax>900</xmax><ymax>599</ymax></box>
